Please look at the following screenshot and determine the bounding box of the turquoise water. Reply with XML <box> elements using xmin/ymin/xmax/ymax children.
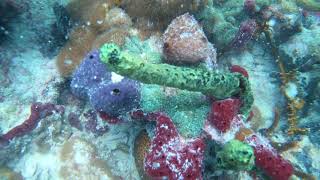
<box><xmin>0</xmin><ymin>0</ymin><xmax>319</xmax><ymax>179</ymax></box>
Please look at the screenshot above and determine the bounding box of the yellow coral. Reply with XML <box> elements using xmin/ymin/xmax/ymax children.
<box><xmin>263</xmin><ymin>29</ymin><xmax>308</xmax><ymax>136</ymax></box>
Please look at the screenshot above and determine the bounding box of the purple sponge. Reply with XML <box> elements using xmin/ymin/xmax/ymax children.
<box><xmin>70</xmin><ymin>50</ymin><xmax>111</xmax><ymax>99</ymax></box>
<box><xmin>88</xmin><ymin>78</ymin><xmax>141</xmax><ymax>117</ymax></box>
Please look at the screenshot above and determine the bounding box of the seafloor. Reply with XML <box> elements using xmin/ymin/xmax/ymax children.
<box><xmin>0</xmin><ymin>0</ymin><xmax>319</xmax><ymax>179</ymax></box>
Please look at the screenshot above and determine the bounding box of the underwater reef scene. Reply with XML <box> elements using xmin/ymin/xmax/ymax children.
<box><xmin>1</xmin><ymin>0</ymin><xmax>320</xmax><ymax>179</ymax></box>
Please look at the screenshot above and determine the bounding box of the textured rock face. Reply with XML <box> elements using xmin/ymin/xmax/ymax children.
<box><xmin>163</xmin><ymin>13</ymin><xmax>217</xmax><ymax>64</ymax></box>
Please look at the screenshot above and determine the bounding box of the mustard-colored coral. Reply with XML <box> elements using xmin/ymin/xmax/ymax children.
<box><xmin>263</xmin><ymin>29</ymin><xmax>308</xmax><ymax>136</ymax></box>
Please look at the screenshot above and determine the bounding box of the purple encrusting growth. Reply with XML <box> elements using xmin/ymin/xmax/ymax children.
<box><xmin>70</xmin><ymin>50</ymin><xmax>111</xmax><ymax>100</ymax></box>
<box><xmin>231</xmin><ymin>19</ymin><xmax>258</xmax><ymax>49</ymax></box>
<box><xmin>88</xmin><ymin>78</ymin><xmax>141</xmax><ymax>117</ymax></box>
<box><xmin>84</xmin><ymin>109</ymin><xmax>109</xmax><ymax>136</ymax></box>
<box><xmin>70</xmin><ymin>49</ymin><xmax>141</xmax><ymax>117</ymax></box>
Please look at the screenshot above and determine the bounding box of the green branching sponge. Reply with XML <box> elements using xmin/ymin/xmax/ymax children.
<box><xmin>216</xmin><ymin>140</ymin><xmax>255</xmax><ymax>171</ymax></box>
<box><xmin>100</xmin><ymin>43</ymin><xmax>253</xmax><ymax>114</ymax></box>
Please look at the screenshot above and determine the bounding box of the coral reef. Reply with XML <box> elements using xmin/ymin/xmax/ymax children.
<box><xmin>144</xmin><ymin>113</ymin><xmax>205</xmax><ymax>179</ymax></box>
<box><xmin>264</xmin><ymin>28</ymin><xmax>308</xmax><ymax>135</ymax></box>
<box><xmin>230</xmin><ymin>65</ymin><xmax>250</xmax><ymax>78</ymax></box>
<box><xmin>67</xmin><ymin>112</ymin><xmax>82</xmax><ymax>131</ymax></box>
<box><xmin>1</xmin><ymin>0</ymin><xmax>319</xmax><ymax>179</ymax></box>
<box><xmin>66</xmin><ymin>0</ymin><xmax>116</xmax><ymax>30</ymax></box>
<box><xmin>123</xmin><ymin>36</ymin><xmax>162</xmax><ymax>64</ymax></box>
<box><xmin>216</xmin><ymin>139</ymin><xmax>255</xmax><ymax>171</ymax></box>
<box><xmin>100</xmin><ymin>43</ymin><xmax>254</xmax><ymax>114</ymax></box>
<box><xmin>203</xmin><ymin>97</ymin><xmax>304</xmax><ymax>180</ymax></box>
<box><xmin>163</xmin><ymin>13</ymin><xmax>217</xmax><ymax>65</ymax></box>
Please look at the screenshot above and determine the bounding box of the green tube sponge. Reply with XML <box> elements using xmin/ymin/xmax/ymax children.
<box><xmin>216</xmin><ymin>140</ymin><xmax>255</xmax><ymax>171</ymax></box>
<box><xmin>100</xmin><ymin>43</ymin><xmax>253</xmax><ymax>114</ymax></box>
<box><xmin>297</xmin><ymin>0</ymin><xmax>320</xmax><ymax>11</ymax></box>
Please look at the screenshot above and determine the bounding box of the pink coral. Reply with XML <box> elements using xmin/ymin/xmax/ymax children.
<box><xmin>144</xmin><ymin>113</ymin><xmax>205</xmax><ymax>180</ymax></box>
<box><xmin>163</xmin><ymin>13</ymin><xmax>216</xmax><ymax>65</ymax></box>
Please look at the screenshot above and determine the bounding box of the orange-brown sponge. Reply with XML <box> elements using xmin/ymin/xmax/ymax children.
<box><xmin>56</xmin><ymin>26</ymin><xmax>96</xmax><ymax>77</ymax></box>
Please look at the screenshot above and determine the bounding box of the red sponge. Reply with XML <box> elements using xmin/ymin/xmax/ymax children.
<box><xmin>208</xmin><ymin>98</ymin><xmax>241</xmax><ymax>132</ymax></box>
<box><xmin>246</xmin><ymin>134</ymin><xmax>294</xmax><ymax>180</ymax></box>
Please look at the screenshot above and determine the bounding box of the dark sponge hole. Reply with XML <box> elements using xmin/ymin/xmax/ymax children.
<box><xmin>111</xmin><ymin>88</ymin><xmax>121</xmax><ymax>96</ymax></box>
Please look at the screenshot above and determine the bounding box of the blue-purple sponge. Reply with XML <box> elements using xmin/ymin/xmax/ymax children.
<box><xmin>70</xmin><ymin>50</ymin><xmax>111</xmax><ymax>99</ymax></box>
<box><xmin>70</xmin><ymin>49</ymin><xmax>140</xmax><ymax>117</ymax></box>
<box><xmin>88</xmin><ymin>79</ymin><xmax>140</xmax><ymax>117</ymax></box>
